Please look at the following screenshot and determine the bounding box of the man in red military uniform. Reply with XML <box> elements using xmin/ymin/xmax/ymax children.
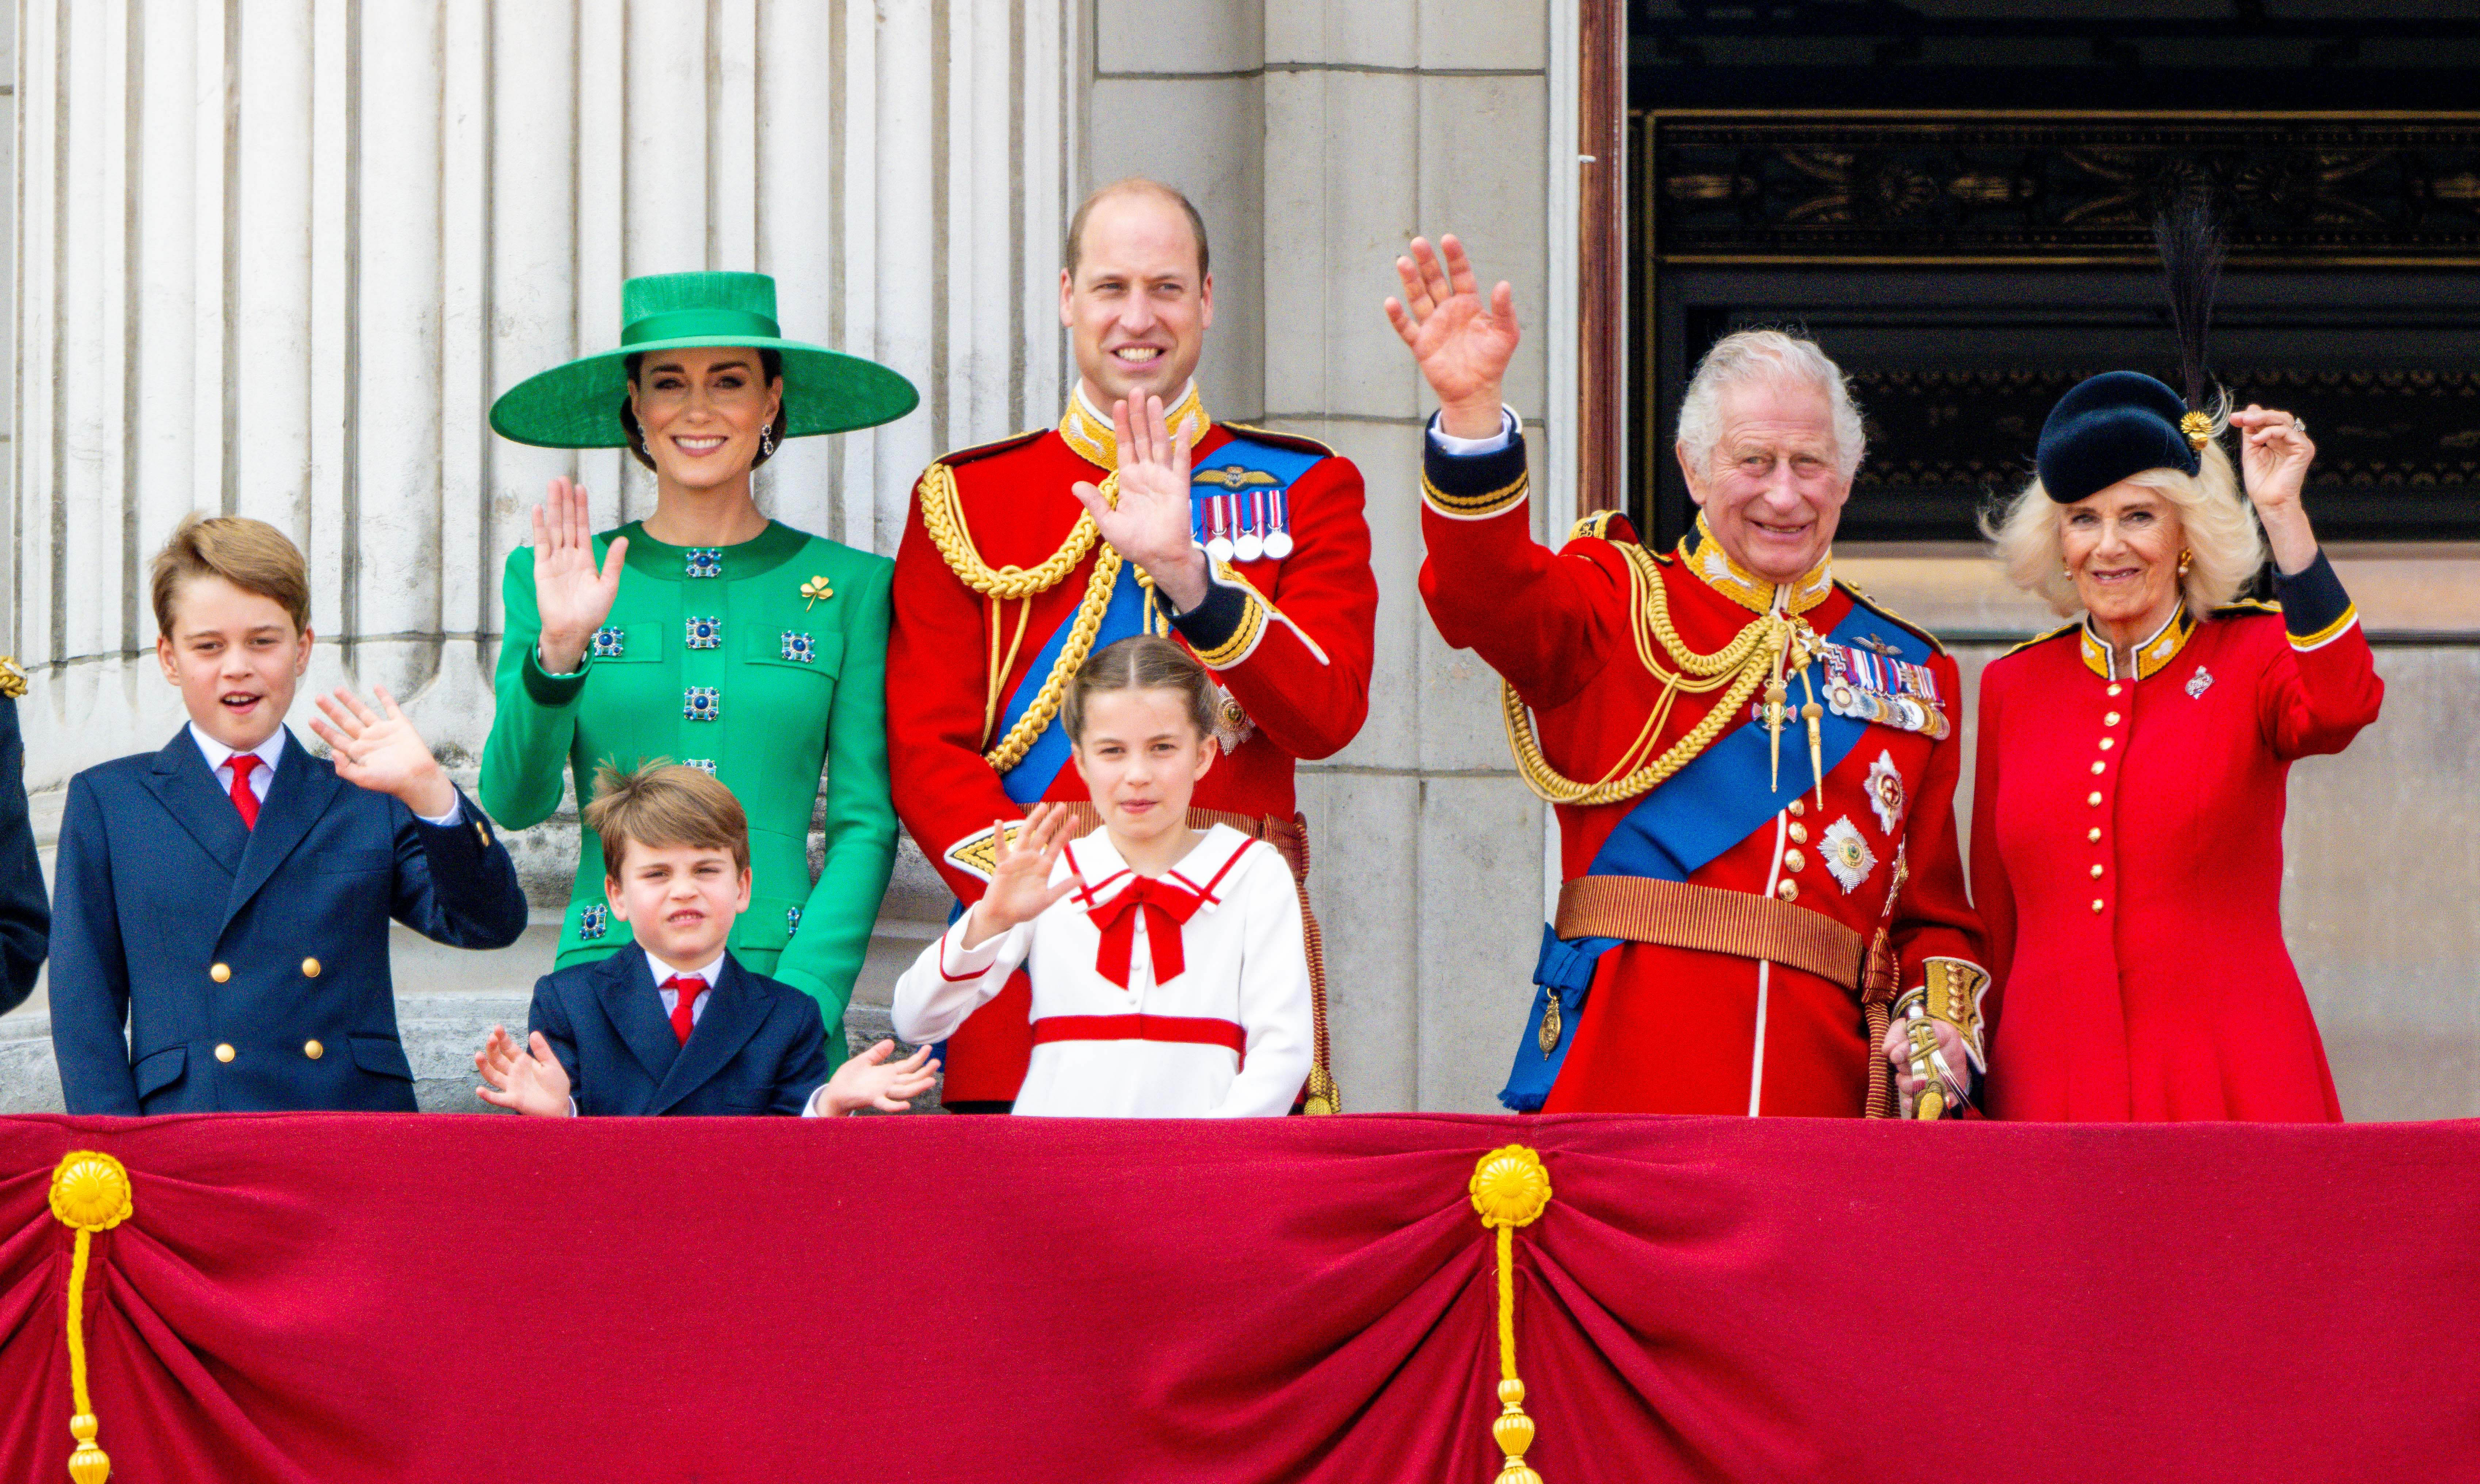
<box><xmin>1386</xmin><ymin>235</ymin><xmax>1986</xmax><ymax>1116</ymax></box>
<box><xmin>888</xmin><ymin>179</ymin><xmax>1376</xmax><ymax>1111</ymax></box>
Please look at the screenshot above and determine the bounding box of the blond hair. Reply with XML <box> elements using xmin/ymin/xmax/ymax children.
<box><xmin>149</xmin><ymin>513</ymin><xmax>310</xmax><ymax>636</ymax></box>
<box><xmin>584</xmin><ymin>762</ymin><xmax>752</xmax><ymax>878</ymax></box>
<box><xmin>1062</xmin><ymin>635</ymin><xmax>1216</xmax><ymax>743</ymax></box>
<box><xmin>1985</xmin><ymin>419</ymin><xmax>2264</xmax><ymax>619</ymax></box>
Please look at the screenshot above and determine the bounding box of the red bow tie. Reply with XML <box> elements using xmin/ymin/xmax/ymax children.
<box><xmin>1086</xmin><ymin>877</ymin><xmax>1206</xmax><ymax>990</ymax></box>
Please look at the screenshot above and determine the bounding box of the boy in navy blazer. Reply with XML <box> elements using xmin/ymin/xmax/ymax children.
<box><xmin>49</xmin><ymin>515</ymin><xmax>530</xmax><ymax>1114</ymax></box>
<box><xmin>474</xmin><ymin>762</ymin><xmax>935</xmax><ymax>1117</ymax></box>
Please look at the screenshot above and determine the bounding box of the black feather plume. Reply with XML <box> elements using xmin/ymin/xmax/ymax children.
<box><xmin>2153</xmin><ymin>198</ymin><xmax>2227</xmax><ymax>414</ymax></box>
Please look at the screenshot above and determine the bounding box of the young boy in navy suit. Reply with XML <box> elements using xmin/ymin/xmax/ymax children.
<box><xmin>49</xmin><ymin>515</ymin><xmax>530</xmax><ymax>1114</ymax></box>
<box><xmin>474</xmin><ymin>763</ymin><xmax>936</xmax><ymax>1117</ymax></box>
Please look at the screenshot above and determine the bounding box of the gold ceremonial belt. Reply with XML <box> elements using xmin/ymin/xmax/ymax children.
<box><xmin>1554</xmin><ymin>875</ymin><xmax>1893</xmax><ymax>997</ymax></box>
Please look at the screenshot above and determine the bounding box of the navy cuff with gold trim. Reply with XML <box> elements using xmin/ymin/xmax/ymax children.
<box><xmin>1421</xmin><ymin>416</ymin><xmax>1530</xmax><ymax>519</ymax></box>
<box><xmin>2272</xmin><ymin>550</ymin><xmax>2357</xmax><ymax>650</ymax></box>
<box><xmin>1168</xmin><ymin>568</ymin><xmax>1251</xmax><ymax>657</ymax></box>
<box><xmin>521</xmin><ymin>644</ymin><xmax>590</xmax><ymax>708</ymax></box>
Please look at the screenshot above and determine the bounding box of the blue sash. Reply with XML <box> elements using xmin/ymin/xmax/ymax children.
<box><xmin>992</xmin><ymin>431</ymin><xmax>1323</xmax><ymax>804</ymax></box>
<box><xmin>1499</xmin><ymin>595</ymin><xmax>1933</xmax><ymax>1109</ymax></box>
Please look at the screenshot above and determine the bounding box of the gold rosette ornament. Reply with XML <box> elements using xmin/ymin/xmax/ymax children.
<box><xmin>1469</xmin><ymin>1145</ymin><xmax>1553</xmax><ymax>1484</ymax></box>
<box><xmin>49</xmin><ymin>1151</ymin><xmax>134</xmax><ymax>1484</ymax></box>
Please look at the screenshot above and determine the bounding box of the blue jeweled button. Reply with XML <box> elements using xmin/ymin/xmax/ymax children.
<box><xmin>686</xmin><ymin>548</ymin><xmax>723</xmax><ymax>579</ymax></box>
<box><xmin>682</xmin><ymin>758</ymin><xmax>717</xmax><ymax>775</ymax></box>
<box><xmin>579</xmin><ymin>903</ymin><xmax>608</xmax><ymax>940</ymax></box>
<box><xmin>590</xmin><ymin>626</ymin><xmax>625</xmax><ymax>659</ymax></box>
<box><xmin>780</xmin><ymin>630</ymin><xmax>814</xmax><ymax>663</ymax></box>
<box><xmin>786</xmin><ymin>906</ymin><xmax>803</xmax><ymax>936</ymax></box>
<box><xmin>684</xmin><ymin>687</ymin><xmax>720</xmax><ymax>722</ymax></box>
<box><xmin>686</xmin><ymin>615</ymin><xmax>722</xmax><ymax>649</ymax></box>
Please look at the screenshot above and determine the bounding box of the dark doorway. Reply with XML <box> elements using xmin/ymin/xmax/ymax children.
<box><xmin>1626</xmin><ymin>4</ymin><xmax>2480</xmax><ymax>546</ymax></box>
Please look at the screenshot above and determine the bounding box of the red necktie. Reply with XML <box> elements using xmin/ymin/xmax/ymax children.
<box><xmin>665</xmin><ymin>975</ymin><xmax>705</xmax><ymax>1045</ymax></box>
<box><xmin>1086</xmin><ymin>878</ymin><xmax>1206</xmax><ymax>990</ymax></box>
<box><xmin>226</xmin><ymin>753</ymin><xmax>261</xmax><ymax>829</ymax></box>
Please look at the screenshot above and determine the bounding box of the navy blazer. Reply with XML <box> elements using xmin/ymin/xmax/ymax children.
<box><xmin>0</xmin><ymin>697</ymin><xmax>48</xmax><ymax>1015</ymax></box>
<box><xmin>531</xmin><ymin>949</ymin><xmax>829</xmax><ymax>1116</ymax></box>
<box><xmin>49</xmin><ymin>726</ymin><xmax>530</xmax><ymax>1114</ymax></box>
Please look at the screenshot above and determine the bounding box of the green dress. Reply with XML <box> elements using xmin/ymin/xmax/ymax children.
<box><xmin>482</xmin><ymin>520</ymin><xmax>896</xmax><ymax>1067</ymax></box>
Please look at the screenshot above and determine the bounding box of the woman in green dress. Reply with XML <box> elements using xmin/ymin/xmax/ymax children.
<box><xmin>483</xmin><ymin>271</ymin><xmax>917</xmax><ymax>1066</ymax></box>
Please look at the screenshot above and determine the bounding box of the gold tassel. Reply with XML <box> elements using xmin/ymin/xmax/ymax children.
<box><xmin>49</xmin><ymin>1151</ymin><xmax>134</xmax><ymax>1484</ymax></box>
<box><xmin>1469</xmin><ymin>1146</ymin><xmax>1554</xmax><ymax>1484</ymax></box>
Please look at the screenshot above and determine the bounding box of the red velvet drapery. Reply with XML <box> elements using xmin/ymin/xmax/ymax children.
<box><xmin>3</xmin><ymin>1112</ymin><xmax>2474</xmax><ymax>1482</ymax></box>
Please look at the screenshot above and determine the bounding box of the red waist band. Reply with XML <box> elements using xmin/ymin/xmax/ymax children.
<box><xmin>1030</xmin><ymin>1014</ymin><xmax>1246</xmax><ymax>1055</ymax></box>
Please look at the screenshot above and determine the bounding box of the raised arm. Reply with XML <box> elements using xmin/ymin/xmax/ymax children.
<box><xmin>1392</xmin><ymin>234</ymin><xmax>1618</xmax><ymax>705</ymax></box>
<box><xmin>480</xmin><ymin>480</ymin><xmax>625</xmax><ymax>830</ymax></box>
<box><xmin>2231</xmin><ymin>407</ymin><xmax>2382</xmax><ymax>758</ymax></box>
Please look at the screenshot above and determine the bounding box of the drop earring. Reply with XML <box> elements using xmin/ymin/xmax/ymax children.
<box><xmin>2177</xmin><ymin>549</ymin><xmax>2193</xmax><ymax>575</ymax></box>
<box><xmin>760</xmin><ymin>425</ymin><xmax>777</xmax><ymax>459</ymax></box>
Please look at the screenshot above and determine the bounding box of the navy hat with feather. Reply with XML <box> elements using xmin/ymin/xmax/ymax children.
<box><xmin>2035</xmin><ymin>371</ymin><xmax>2200</xmax><ymax>504</ymax></box>
<box><xmin>2034</xmin><ymin>198</ymin><xmax>2227</xmax><ymax>503</ymax></box>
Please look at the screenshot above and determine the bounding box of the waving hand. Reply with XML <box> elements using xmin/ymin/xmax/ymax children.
<box><xmin>1384</xmin><ymin>234</ymin><xmax>1521</xmax><ymax>440</ymax></box>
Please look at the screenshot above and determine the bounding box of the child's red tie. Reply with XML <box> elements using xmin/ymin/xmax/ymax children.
<box><xmin>226</xmin><ymin>753</ymin><xmax>261</xmax><ymax>829</ymax></box>
<box><xmin>1086</xmin><ymin>878</ymin><xmax>1206</xmax><ymax>990</ymax></box>
<box><xmin>664</xmin><ymin>976</ymin><xmax>703</xmax><ymax>1044</ymax></box>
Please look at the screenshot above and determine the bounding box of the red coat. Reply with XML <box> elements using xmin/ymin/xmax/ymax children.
<box><xmin>886</xmin><ymin>394</ymin><xmax>1377</xmax><ymax>1102</ymax></box>
<box><xmin>1974</xmin><ymin>555</ymin><xmax>2382</xmax><ymax>1122</ymax></box>
<box><xmin>1419</xmin><ymin>428</ymin><xmax>1985</xmax><ymax>1117</ymax></box>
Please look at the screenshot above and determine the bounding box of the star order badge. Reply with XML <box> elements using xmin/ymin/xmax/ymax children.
<box><xmin>1820</xmin><ymin>816</ymin><xmax>1877</xmax><ymax>894</ymax></box>
<box><xmin>1865</xmin><ymin>750</ymin><xmax>1905</xmax><ymax>835</ymax></box>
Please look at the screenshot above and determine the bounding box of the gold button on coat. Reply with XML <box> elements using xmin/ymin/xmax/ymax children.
<box><xmin>2105</xmin><ymin>711</ymin><xmax>2122</xmax><ymax>726</ymax></box>
<box><xmin>2091</xmin><ymin>899</ymin><xmax>2106</xmax><ymax>913</ymax></box>
<box><xmin>1776</xmin><ymin>880</ymin><xmax>1799</xmax><ymax>902</ymax></box>
<box><xmin>2087</xmin><ymin>827</ymin><xmax>2102</xmax><ymax>842</ymax></box>
<box><xmin>2090</xmin><ymin>863</ymin><xmax>2105</xmax><ymax>878</ymax></box>
<box><xmin>214</xmin><ymin>1043</ymin><xmax>236</xmax><ymax>1063</ymax></box>
<box><xmin>2107</xmin><ymin>683</ymin><xmax>2123</xmax><ymax>697</ymax></box>
<box><xmin>302</xmin><ymin>958</ymin><xmax>322</xmax><ymax>978</ymax></box>
<box><xmin>1787</xmin><ymin>800</ymin><xmax>1805</xmax><ymax>817</ymax></box>
<box><xmin>1787</xmin><ymin>823</ymin><xmax>1808</xmax><ymax>844</ymax></box>
<box><xmin>2099</xmin><ymin>737</ymin><xmax>2115</xmax><ymax>751</ymax></box>
<box><xmin>1784</xmin><ymin>848</ymin><xmax>1806</xmax><ymax>873</ymax></box>
<box><xmin>210</xmin><ymin>962</ymin><xmax>231</xmax><ymax>983</ymax></box>
<box><xmin>2090</xmin><ymin>760</ymin><xmax>2106</xmax><ymax>775</ymax></box>
<box><xmin>304</xmin><ymin>1040</ymin><xmax>324</xmax><ymax>1060</ymax></box>
<box><xmin>2087</xmin><ymin>791</ymin><xmax>2103</xmax><ymax>807</ymax></box>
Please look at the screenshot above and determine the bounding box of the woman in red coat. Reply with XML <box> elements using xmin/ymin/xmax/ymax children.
<box><xmin>1966</xmin><ymin>371</ymin><xmax>2381</xmax><ymax>1121</ymax></box>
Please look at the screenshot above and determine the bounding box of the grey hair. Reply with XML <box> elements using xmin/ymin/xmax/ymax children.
<box><xmin>1674</xmin><ymin>329</ymin><xmax>1867</xmax><ymax>480</ymax></box>
<box><xmin>1985</xmin><ymin>411</ymin><xmax>2264</xmax><ymax>619</ymax></box>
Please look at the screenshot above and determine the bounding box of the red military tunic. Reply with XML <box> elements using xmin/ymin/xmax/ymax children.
<box><xmin>1974</xmin><ymin>553</ymin><xmax>2382</xmax><ymax>1122</ymax></box>
<box><xmin>1418</xmin><ymin>424</ymin><xmax>1985</xmax><ymax>1116</ymax></box>
<box><xmin>888</xmin><ymin>385</ymin><xmax>1377</xmax><ymax>1103</ymax></box>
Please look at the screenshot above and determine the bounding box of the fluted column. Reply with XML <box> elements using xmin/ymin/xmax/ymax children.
<box><xmin>14</xmin><ymin>0</ymin><xmax>1074</xmax><ymax>786</ymax></box>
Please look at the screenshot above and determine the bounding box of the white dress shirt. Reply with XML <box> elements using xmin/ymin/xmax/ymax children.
<box><xmin>645</xmin><ymin>948</ymin><xmax>725</xmax><ymax>1026</ymax></box>
<box><xmin>191</xmin><ymin>721</ymin><xmax>464</xmax><ymax>826</ymax></box>
<box><xmin>1426</xmin><ymin>405</ymin><xmax>1520</xmax><ymax>456</ymax></box>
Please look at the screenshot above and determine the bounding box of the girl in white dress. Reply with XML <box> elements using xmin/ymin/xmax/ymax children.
<box><xmin>891</xmin><ymin>636</ymin><xmax>1313</xmax><ymax>1116</ymax></box>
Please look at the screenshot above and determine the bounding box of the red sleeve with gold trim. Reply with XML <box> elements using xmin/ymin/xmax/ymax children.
<box><xmin>2257</xmin><ymin>552</ymin><xmax>2383</xmax><ymax>761</ymax></box>
<box><xmin>1165</xmin><ymin>434</ymin><xmax>1377</xmax><ymax>761</ymax></box>
<box><xmin>1412</xmin><ymin>423</ymin><xmax>1628</xmax><ymax>709</ymax></box>
<box><xmin>1881</xmin><ymin>647</ymin><xmax>1991</xmax><ymax>1066</ymax></box>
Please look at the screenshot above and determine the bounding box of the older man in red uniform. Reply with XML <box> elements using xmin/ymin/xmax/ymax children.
<box><xmin>1386</xmin><ymin>235</ymin><xmax>1986</xmax><ymax>1117</ymax></box>
<box><xmin>888</xmin><ymin>180</ymin><xmax>1376</xmax><ymax>1111</ymax></box>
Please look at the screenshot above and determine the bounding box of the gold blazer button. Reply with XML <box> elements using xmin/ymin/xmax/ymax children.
<box><xmin>214</xmin><ymin>1043</ymin><xmax>236</xmax><ymax>1063</ymax></box>
<box><xmin>304</xmin><ymin>1040</ymin><xmax>325</xmax><ymax>1060</ymax></box>
<box><xmin>210</xmin><ymin>962</ymin><xmax>232</xmax><ymax>983</ymax></box>
<box><xmin>302</xmin><ymin>957</ymin><xmax>322</xmax><ymax>978</ymax></box>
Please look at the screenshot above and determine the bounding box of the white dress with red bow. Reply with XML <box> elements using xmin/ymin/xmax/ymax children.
<box><xmin>890</xmin><ymin>824</ymin><xmax>1313</xmax><ymax>1117</ymax></box>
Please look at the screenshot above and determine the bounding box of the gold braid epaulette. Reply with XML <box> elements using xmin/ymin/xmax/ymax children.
<box><xmin>1504</xmin><ymin>544</ymin><xmax>1786</xmax><ymax>806</ymax></box>
<box><xmin>917</xmin><ymin>458</ymin><xmax>1128</xmax><ymax>771</ymax></box>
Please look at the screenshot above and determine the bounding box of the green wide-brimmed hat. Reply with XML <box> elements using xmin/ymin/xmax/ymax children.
<box><xmin>489</xmin><ymin>271</ymin><xmax>918</xmax><ymax>449</ymax></box>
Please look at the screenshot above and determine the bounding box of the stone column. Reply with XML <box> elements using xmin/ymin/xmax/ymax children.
<box><xmin>14</xmin><ymin>0</ymin><xmax>1072</xmax><ymax>786</ymax></box>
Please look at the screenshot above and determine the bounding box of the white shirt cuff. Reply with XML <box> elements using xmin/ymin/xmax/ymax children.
<box><xmin>802</xmin><ymin>1083</ymin><xmax>845</xmax><ymax>1118</ymax></box>
<box><xmin>1426</xmin><ymin>406</ymin><xmax>1519</xmax><ymax>456</ymax></box>
<box><xmin>415</xmin><ymin>796</ymin><xmax>465</xmax><ymax>828</ymax></box>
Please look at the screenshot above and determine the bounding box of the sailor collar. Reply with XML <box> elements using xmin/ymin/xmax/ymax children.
<box><xmin>2079</xmin><ymin>603</ymin><xmax>2194</xmax><ymax>681</ymax></box>
<box><xmin>1060</xmin><ymin>822</ymin><xmax>1252</xmax><ymax>911</ymax></box>
<box><xmin>1678</xmin><ymin>514</ymin><xmax>1835</xmax><ymax>617</ymax></box>
<box><xmin>1059</xmin><ymin>381</ymin><xmax>1212</xmax><ymax>472</ymax></box>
